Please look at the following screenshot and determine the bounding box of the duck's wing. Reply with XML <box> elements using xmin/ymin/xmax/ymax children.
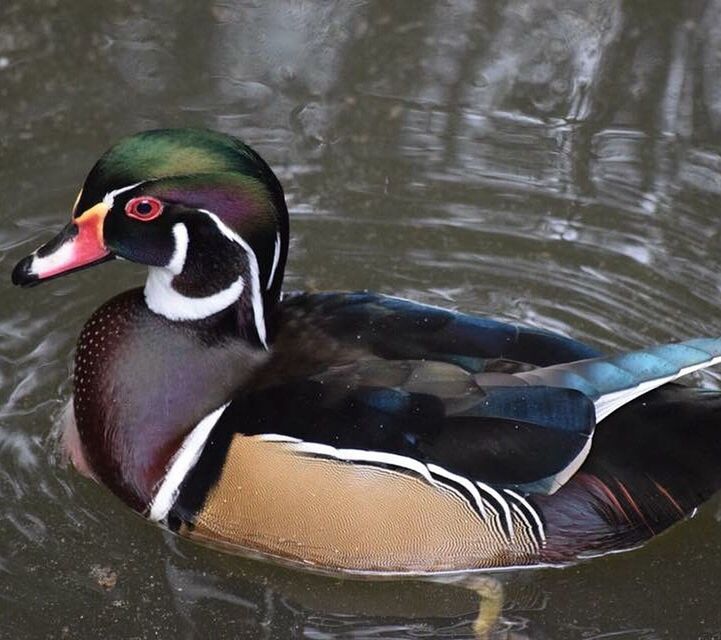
<box><xmin>266</xmin><ymin>293</ymin><xmax>721</xmax><ymax>495</ymax></box>
<box><xmin>210</xmin><ymin>336</ymin><xmax>721</xmax><ymax>494</ymax></box>
<box><xmin>237</xmin><ymin>359</ymin><xmax>598</xmax><ymax>496</ymax></box>
<box><xmin>275</xmin><ymin>292</ymin><xmax>602</xmax><ymax>373</ymax></box>
<box><xmin>164</xmin><ymin>338</ymin><xmax>721</xmax><ymax>570</ymax></box>
<box><xmin>537</xmin><ymin>384</ymin><xmax>721</xmax><ymax>561</ymax></box>
<box><xmin>168</xmin><ymin>360</ymin><xmax>598</xmax><ymax>544</ymax></box>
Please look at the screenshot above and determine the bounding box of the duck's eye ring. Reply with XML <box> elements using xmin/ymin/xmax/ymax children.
<box><xmin>125</xmin><ymin>197</ymin><xmax>163</xmax><ymax>221</ymax></box>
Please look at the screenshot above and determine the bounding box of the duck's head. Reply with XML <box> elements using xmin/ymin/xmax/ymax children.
<box><xmin>12</xmin><ymin>129</ymin><xmax>288</xmax><ymax>346</ymax></box>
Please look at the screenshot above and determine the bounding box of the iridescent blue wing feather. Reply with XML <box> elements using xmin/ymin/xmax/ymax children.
<box><xmin>517</xmin><ymin>339</ymin><xmax>721</xmax><ymax>421</ymax></box>
<box><xmin>277</xmin><ymin>292</ymin><xmax>601</xmax><ymax>372</ymax></box>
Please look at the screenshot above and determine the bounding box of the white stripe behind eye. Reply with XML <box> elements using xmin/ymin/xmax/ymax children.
<box><xmin>103</xmin><ymin>182</ymin><xmax>143</xmax><ymax>208</ymax></box>
<box><xmin>267</xmin><ymin>232</ymin><xmax>281</xmax><ymax>291</ymax></box>
<box><xmin>200</xmin><ymin>210</ymin><xmax>268</xmax><ymax>348</ymax></box>
<box><xmin>142</xmin><ymin>211</ymin><xmax>268</xmax><ymax>349</ymax></box>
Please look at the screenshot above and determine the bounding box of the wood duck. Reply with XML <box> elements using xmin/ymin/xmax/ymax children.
<box><xmin>11</xmin><ymin>129</ymin><xmax>721</xmax><ymax>575</ymax></box>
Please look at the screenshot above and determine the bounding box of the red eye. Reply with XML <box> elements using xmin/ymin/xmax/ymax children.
<box><xmin>125</xmin><ymin>197</ymin><xmax>163</xmax><ymax>221</ymax></box>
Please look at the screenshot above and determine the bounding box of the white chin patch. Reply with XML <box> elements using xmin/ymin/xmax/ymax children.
<box><xmin>143</xmin><ymin>217</ymin><xmax>268</xmax><ymax>348</ymax></box>
<box><xmin>145</xmin><ymin>267</ymin><xmax>246</xmax><ymax>322</ymax></box>
<box><xmin>144</xmin><ymin>222</ymin><xmax>245</xmax><ymax>321</ymax></box>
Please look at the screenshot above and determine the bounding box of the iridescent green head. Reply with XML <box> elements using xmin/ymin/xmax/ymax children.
<box><xmin>12</xmin><ymin>129</ymin><xmax>290</xmax><ymax>346</ymax></box>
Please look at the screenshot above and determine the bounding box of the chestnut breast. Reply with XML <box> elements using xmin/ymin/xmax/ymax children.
<box><xmin>73</xmin><ymin>288</ymin><xmax>265</xmax><ymax>512</ymax></box>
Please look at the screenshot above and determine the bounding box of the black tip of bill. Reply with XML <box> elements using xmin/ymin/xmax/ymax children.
<box><xmin>11</xmin><ymin>255</ymin><xmax>39</xmax><ymax>287</ymax></box>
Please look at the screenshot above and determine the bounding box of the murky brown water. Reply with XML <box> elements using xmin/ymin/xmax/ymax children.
<box><xmin>3</xmin><ymin>1</ymin><xmax>721</xmax><ymax>638</ymax></box>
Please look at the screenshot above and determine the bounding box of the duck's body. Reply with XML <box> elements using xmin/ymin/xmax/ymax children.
<box><xmin>12</xmin><ymin>129</ymin><xmax>721</xmax><ymax>575</ymax></box>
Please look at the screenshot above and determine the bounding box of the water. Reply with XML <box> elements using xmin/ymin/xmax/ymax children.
<box><xmin>2</xmin><ymin>1</ymin><xmax>721</xmax><ymax>638</ymax></box>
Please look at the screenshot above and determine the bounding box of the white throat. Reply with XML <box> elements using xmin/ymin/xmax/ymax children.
<box><xmin>143</xmin><ymin>216</ymin><xmax>268</xmax><ymax>348</ymax></box>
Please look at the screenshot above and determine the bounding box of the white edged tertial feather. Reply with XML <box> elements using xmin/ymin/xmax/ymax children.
<box><xmin>517</xmin><ymin>340</ymin><xmax>721</xmax><ymax>424</ymax></box>
<box><xmin>543</xmin><ymin>434</ymin><xmax>593</xmax><ymax>495</ymax></box>
<box><xmin>593</xmin><ymin>354</ymin><xmax>721</xmax><ymax>422</ymax></box>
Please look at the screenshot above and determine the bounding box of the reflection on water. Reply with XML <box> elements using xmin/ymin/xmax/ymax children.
<box><xmin>2</xmin><ymin>1</ymin><xmax>721</xmax><ymax>638</ymax></box>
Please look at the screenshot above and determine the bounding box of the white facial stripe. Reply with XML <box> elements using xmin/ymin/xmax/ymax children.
<box><xmin>102</xmin><ymin>182</ymin><xmax>143</xmax><ymax>208</ymax></box>
<box><xmin>167</xmin><ymin>223</ymin><xmax>188</xmax><ymax>275</ymax></box>
<box><xmin>142</xmin><ymin>211</ymin><xmax>269</xmax><ymax>349</ymax></box>
<box><xmin>267</xmin><ymin>232</ymin><xmax>281</xmax><ymax>291</ymax></box>
<box><xmin>148</xmin><ymin>403</ymin><xmax>229</xmax><ymax>522</ymax></box>
<box><xmin>199</xmin><ymin>210</ymin><xmax>268</xmax><ymax>348</ymax></box>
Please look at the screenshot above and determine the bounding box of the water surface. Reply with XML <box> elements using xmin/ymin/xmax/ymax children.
<box><xmin>2</xmin><ymin>1</ymin><xmax>721</xmax><ymax>638</ymax></box>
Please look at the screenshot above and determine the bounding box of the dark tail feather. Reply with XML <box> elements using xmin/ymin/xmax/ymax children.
<box><xmin>534</xmin><ymin>384</ymin><xmax>721</xmax><ymax>562</ymax></box>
